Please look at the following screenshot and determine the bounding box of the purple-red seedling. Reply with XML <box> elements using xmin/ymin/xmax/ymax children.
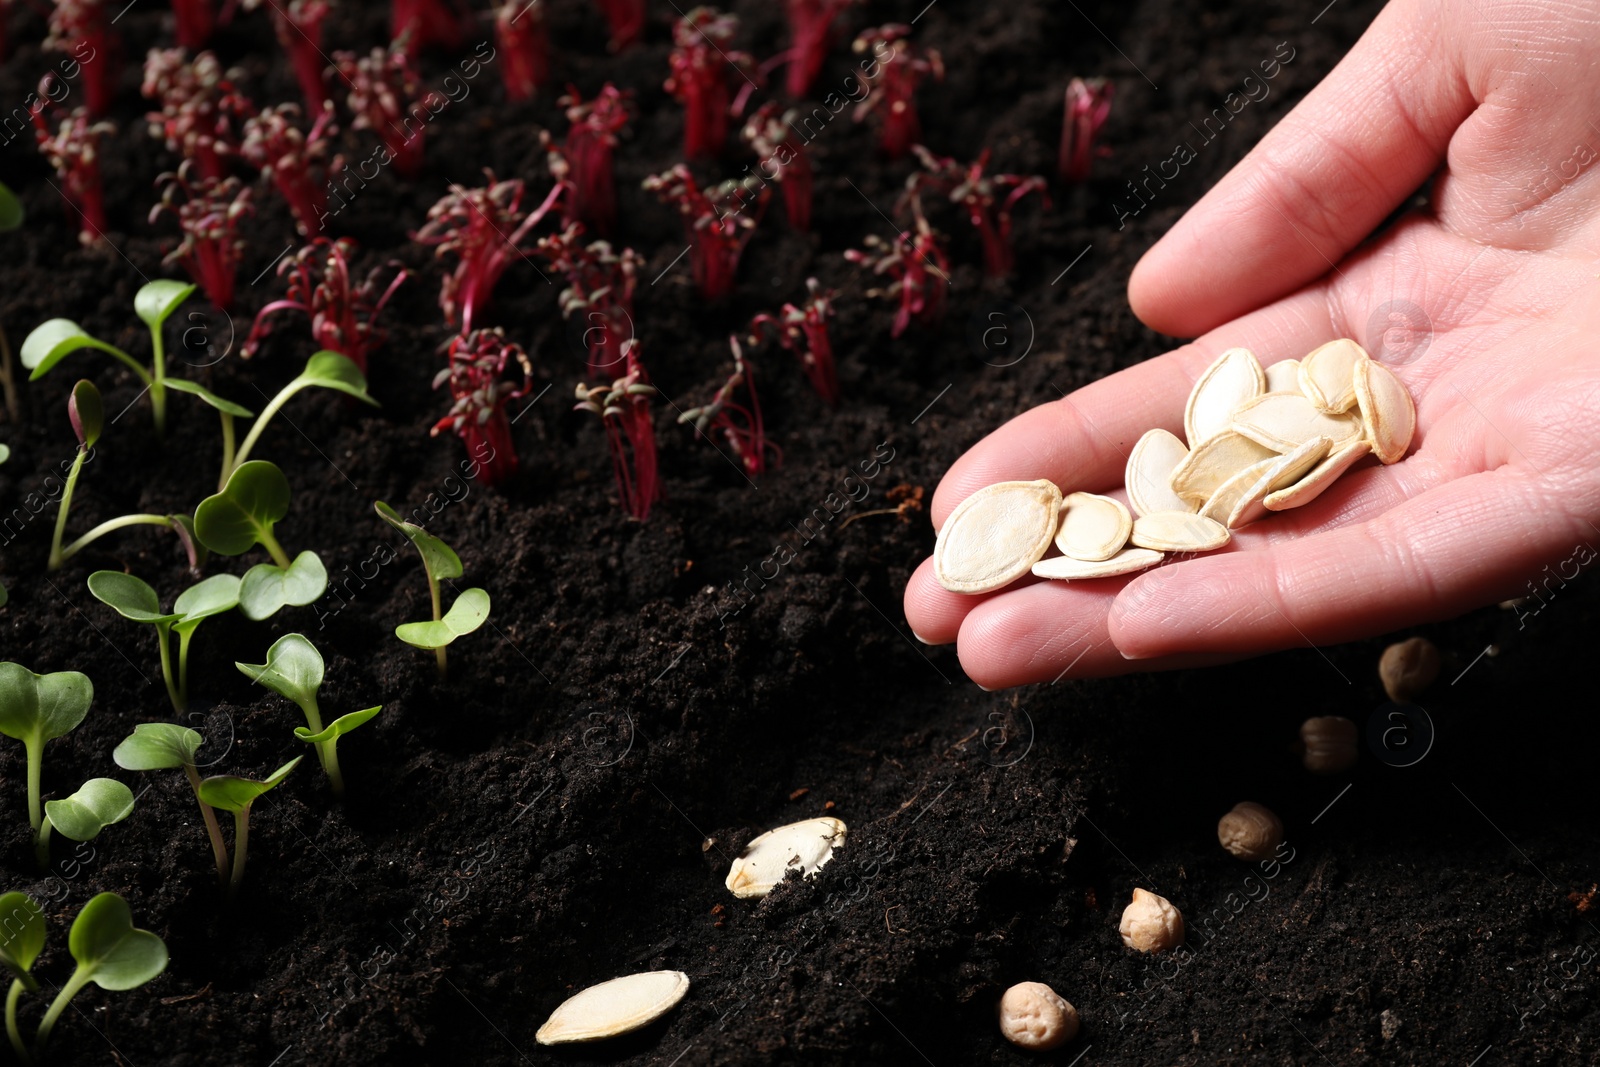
<box><xmin>240</xmin><ymin>102</ymin><xmax>339</xmax><ymax>236</ymax></box>
<box><xmin>535</xmin><ymin>222</ymin><xmax>643</xmax><ymax>379</ymax></box>
<box><xmin>242</xmin><ymin>0</ymin><xmax>332</xmax><ymax>116</ymax></box>
<box><xmin>844</xmin><ymin>216</ymin><xmax>950</xmax><ymax>338</ymax></box>
<box><xmin>642</xmin><ymin>164</ymin><xmax>768</xmax><ymax>302</ymax></box>
<box><xmin>593</xmin><ymin>0</ymin><xmax>647</xmax><ymax>52</ymax></box>
<box><xmin>902</xmin><ymin>146</ymin><xmax>1048</xmax><ymax>277</ymax></box>
<box><xmin>392</xmin><ymin>0</ymin><xmax>464</xmax><ymax>57</ymax></box>
<box><xmin>45</xmin><ymin>0</ymin><xmax>118</xmax><ymax>118</ymax></box>
<box><xmin>142</xmin><ymin>49</ymin><xmax>251</xmax><ymax>182</ymax></box>
<box><xmin>494</xmin><ymin>0</ymin><xmax>550</xmax><ymax>102</ymax></box>
<box><xmin>851</xmin><ymin>24</ymin><xmax>942</xmax><ymax>159</ymax></box>
<box><xmin>414</xmin><ymin>170</ymin><xmax>566</xmax><ymax>333</ymax></box>
<box><xmin>782</xmin><ymin>0</ymin><xmax>862</xmax><ymax>99</ymax></box>
<box><xmin>149</xmin><ymin>162</ymin><xmax>253</xmax><ymax>310</ymax></box>
<box><xmin>574</xmin><ymin>339</ymin><xmax>660</xmax><ymax>520</ymax></box>
<box><xmin>31</xmin><ymin>86</ymin><xmax>115</xmax><ymax>246</ymax></box>
<box><xmin>242</xmin><ymin>238</ymin><xmax>406</xmax><ymax>371</ymax></box>
<box><xmin>664</xmin><ymin>7</ymin><xmax>757</xmax><ymax>160</ymax></box>
<box><xmin>431</xmin><ymin>328</ymin><xmax>532</xmax><ymax>487</ymax></box>
<box><xmin>741</xmin><ymin>101</ymin><xmax>812</xmax><ymax>232</ymax></box>
<box><xmin>749</xmin><ymin>277</ymin><xmax>837</xmax><ymax>404</ymax></box>
<box><xmin>336</xmin><ymin>44</ymin><xmax>428</xmax><ymax>178</ymax></box>
<box><xmin>680</xmin><ymin>335</ymin><xmax>780</xmax><ymax>478</ymax></box>
<box><xmin>554</xmin><ymin>83</ymin><xmax>631</xmax><ymax>236</ymax></box>
<box><xmin>1060</xmin><ymin>76</ymin><xmax>1113</xmax><ymax>184</ymax></box>
<box><xmin>170</xmin><ymin>0</ymin><xmax>216</xmax><ymax>50</ymax></box>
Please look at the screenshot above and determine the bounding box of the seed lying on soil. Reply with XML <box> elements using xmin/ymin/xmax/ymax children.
<box><xmin>725</xmin><ymin>816</ymin><xmax>847</xmax><ymax>899</ymax></box>
<box><xmin>1217</xmin><ymin>801</ymin><xmax>1284</xmax><ymax>862</ymax></box>
<box><xmin>997</xmin><ymin>981</ymin><xmax>1079</xmax><ymax>1050</ymax></box>
<box><xmin>934</xmin><ymin>340</ymin><xmax>1416</xmax><ymax>594</ymax></box>
<box><xmin>535</xmin><ymin>970</ymin><xmax>690</xmax><ymax>1044</ymax></box>
<box><xmin>1119</xmin><ymin>887</ymin><xmax>1184</xmax><ymax>953</ymax></box>
<box><xmin>1300</xmin><ymin>715</ymin><xmax>1359</xmax><ymax>774</ymax></box>
<box><xmin>1379</xmin><ymin>636</ymin><xmax>1441</xmax><ymax>702</ymax></box>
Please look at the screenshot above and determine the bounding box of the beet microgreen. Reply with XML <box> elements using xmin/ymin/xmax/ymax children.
<box><xmin>553</xmin><ymin>84</ymin><xmax>630</xmax><ymax>236</ymax></box>
<box><xmin>30</xmin><ymin>88</ymin><xmax>115</xmax><ymax>247</ymax></box>
<box><xmin>902</xmin><ymin>146</ymin><xmax>1049</xmax><ymax>277</ymax></box>
<box><xmin>431</xmin><ymin>328</ymin><xmax>532</xmax><ymax>486</ymax></box>
<box><xmin>0</xmin><ymin>663</ymin><xmax>93</xmax><ymax>866</ymax></box>
<box><xmin>336</xmin><ymin>44</ymin><xmax>427</xmax><ymax>178</ymax></box>
<box><xmin>241</xmin><ymin>239</ymin><xmax>407</xmax><ymax>373</ymax></box>
<box><xmin>195</xmin><ymin>461</ymin><xmax>327</xmax><ymax>619</ymax></box>
<box><xmin>0</xmin><ymin>179</ymin><xmax>23</xmax><ymax>422</ymax></box>
<box><xmin>6</xmin><ymin>892</ymin><xmax>168</xmax><ymax>1061</ymax></box>
<box><xmin>87</xmin><ymin>571</ymin><xmax>240</xmax><ymax>712</ymax></box>
<box><xmin>151</xmin><ymin>162</ymin><xmax>254</xmax><ymax>310</ymax></box>
<box><xmin>681</xmin><ymin>335</ymin><xmax>780</xmax><ymax>477</ymax></box>
<box><xmin>45</xmin><ymin>1</ymin><xmax>116</xmax><ymax>117</ymax></box>
<box><xmin>113</xmin><ymin>722</ymin><xmax>229</xmax><ymax>885</ymax></box>
<box><xmin>242</xmin><ymin>0</ymin><xmax>332</xmax><ymax>114</ymax></box>
<box><xmin>241</xmin><ymin>103</ymin><xmax>338</xmax><ymax>237</ymax></box>
<box><xmin>574</xmin><ymin>340</ymin><xmax>660</xmax><ymax>520</ymax></box>
<box><xmin>593</xmin><ymin>0</ymin><xmax>646</xmax><ymax>51</ymax></box>
<box><xmin>1060</xmin><ymin>76</ymin><xmax>1114</xmax><ymax>184</ymax></box>
<box><xmin>494</xmin><ymin>0</ymin><xmax>549</xmax><ymax>101</ymax></box>
<box><xmin>236</xmin><ymin>635</ymin><xmax>380</xmax><ymax>798</ymax></box>
<box><xmin>171</xmin><ymin>0</ymin><xmax>216</xmax><ymax>49</ymax></box>
<box><xmin>225</xmin><ymin>350</ymin><xmax>378</xmax><ymax>484</ymax></box>
<box><xmin>665</xmin><ymin>7</ymin><xmax>756</xmax><ymax>160</ymax></box>
<box><xmin>38</xmin><ymin>777</ymin><xmax>135</xmax><ymax>865</ymax></box>
<box><xmin>375</xmin><ymin>501</ymin><xmax>489</xmax><ymax>678</ymax></box>
<box><xmin>643</xmin><ymin>166</ymin><xmax>768</xmax><ymax>301</ymax></box>
<box><xmin>844</xmin><ymin>215</ymin><xmax>950</xmax><ymax>337</ymax></box>
<box><xmin>852</xmin><ymin>24</ymin><xmax>943</xmax><ymax>158</ymax></box>
<box><xmin>741</xmin><ymin>102</ymin><xmax>812</xmax><ymax>232</ymax></box>
<box><xmin>750</xmin><ymin>277</ymin><xmax>837</xmax><ymax>404</ymax></box>
<box><xmin>783</xmin><ymin>0</ymin><xmax>862</xmax><ymax>98</ymax></box>
<box><xmin>534</xmin><ymin>222</ymin><xmax>642</xmax><ymax>378</ymax></box>
<box><xmin>141</xmin><ymin>48</ymin><xmax>250</xmax><ymax>182</ymax></box>
<box><xmin>198</xmin><ymin>757</ymin><xmax>300</xmax><ymax>897</ymax></box>
<box><xmin>392</xmin><ymin>0</ymin><xmax>465</xmax><ymax>56</ymax></box>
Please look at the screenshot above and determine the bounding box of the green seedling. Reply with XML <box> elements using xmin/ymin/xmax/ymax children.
<box><xmin>195</xmin><ymin>460</ymin><xmax>327</xmax><ymax>619</ymax></box>
<box><xmin>114</xmin><ymin>723</ymin><xmax>229</xmax><ymax>887</ymax></box>
<box><xmin>87</xmin><ymin>571</ymin><xmax>241</xmax><ymax>712</ymax></box>
<box><xmin>375</xmin><ymin>501</ymin><xmax>491</xmax><ymax>679</ymax></box>
<box><xmin>236</xmin><ymin>634</ymin><xmax>379</xmax><ymax>799</ymax></box>
<box><xmin>0</xmin><ymin>180</ymin><xmax>23</xmax><ymax>422</ymax></box>
<box><xmin>0</xmin><ymin>664</ymin><xmax>93</xmax><ymax>868</ymax></box>
<box><xmin>198</xmin><ymin>757</ymin><xmax>301</xmax><ymax>898</ymax></box>
<box><xmin>165</xmin><ymin>378</ymin><xmax>254</xmax><ymax>479</ymax></box>
<box><xmin>20</xmin><ymin>279</ymin><xmax>194</xmax><ymax>437</ymax></box>
<box><xmin>0</xmin><ymin>891</ymin><xmax>45</xmax><ymax>1063</ymax></box>
<box><xmin>222</xmin><ymin>351</ymin><xmax>377</xmax><ymax>488</ymax></box>
<box><xmin>38</xmin><ymin>778</ymin><xmax>134</xmax><ymax>867</ymax></box>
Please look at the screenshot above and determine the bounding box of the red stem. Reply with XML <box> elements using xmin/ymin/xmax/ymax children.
<box><xmin>172</xmin><ymin>0</ymin><xmax>216</xmax><ymax>49</ymax></box>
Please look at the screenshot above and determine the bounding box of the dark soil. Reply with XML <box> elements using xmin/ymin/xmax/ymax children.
<box><xmin>2</xmin><ymin>0</ymin><xmax>1598</xmax><ymax>1064</ymax></box>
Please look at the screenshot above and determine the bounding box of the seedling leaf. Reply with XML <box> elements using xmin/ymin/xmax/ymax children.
<box><xmin>134</xmin><ymin>281</ymin><xmax>197</xmax><ymax>333</ymax></box>
<box><xmin>45</xmin><ymin>778</ymin><xmax>135</xmax><ymax>842</ymax></box>
<box><xmin>395</xmin><ymin>587</ymin><xmax>490</xmax><ymax>650</ymax></box>
<box><xmin>238</xmin><ymin>551</ymin><xmax>327</xmax><ymax>621</ymax></box>
<box><xmin>0</xmin><ymin>444</ymin><xmax>9</xmax><ymax>464</ymax></box>
<box><xmin>0</xmin><ymin>892</ymin><xmax>44</xmax><ymax>985</ymax></box>
<box><xmin>20</xmin><ymin>319</ymin><xmax>136</xmax><ymax>380</ymax></box>
<box><xmin>165</xmin><ymin>378</ymin><xmax>254</xmax><ymax>418</ymax></box>
<box><xmin>66</xmin><ymin>893</ymin><xmax>169</xmax><ymax>991</ymax></box>
<box><xmin>236</xmin><ymin>633</ymin><xmax>323</xmax><ymax>707</ymax></box>
<box><xmin>295</xmin><ymin>705</ymin><xmax>382</xmax><ymax>744</ymax></box>
<box><xmin>301</xmin><ymin>351</ymin><xmax>378</xmax><ymax>406</ymax></box>
<box><xmin>197</xmin><ymin>756</ymin><xmax>301</xmax><ymax>812</ymax></box>
<box><xmin>0</xmin><ymin>180</ymin><xmax>21</xmax><ymax>231</ymax></box>
<box><xmin>113</xmin><ymin>723</ymin><xmax>203</xmax><ymax>771</ymax></box>
<box><xmin>0</xmin><ymin>664</ymin><xmax>94</xmax><ymax>746</ymax></box>
<box><xmin>375</xmin><ymin>501</ymin><xmax>462</xmax><ymax>581</ymax></box>
<box><xmin>195</xmin><ymin>461</ymin><xmax>291</xmax><ymax>556</ymax></box>
<box><xmin>87</xmin><ymin>571</ymin><xmax>180</xmax><ymax>625</ymax></box>
<box><xmin>173</xmin><ymin>573</ymin><xmax>242</xmax><ymax>635</ymax></box>
<box><xmin>69</xmin><ymin>380</ymin><xmax>102</xmax><ymax>448</ymax></box>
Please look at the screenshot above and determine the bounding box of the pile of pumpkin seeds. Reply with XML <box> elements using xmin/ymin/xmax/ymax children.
<box><xmin>934</xmin><ymin>340</ymin><xmax>1416</xmax><ymax>593</ymax></box>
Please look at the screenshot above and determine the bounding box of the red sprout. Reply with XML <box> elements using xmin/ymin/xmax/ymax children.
<box><xmin>593</xmin><ymin>0</ymin><xmax>647</xmax><ymax>52</ymax></box>
<box><xmin>241</xmin><ymin>238</ymin><xmax>406</xmax><ymax>370</ymax></box>
<box><xmin>45</xmin><ymin>0</ymin><xmax>118</xmax><ymax>118</ymax></box>
<box><xmin>749</xmin><ymin>277</ymin><xmax>837</xmax><ymax>404</ymax></box>
<box><xmin>740</xmin><ymin>102</ymin><xmax>811</xmax><ymax>232</ymax></box>
<box><xmin>142</xmin><ymin>49</ymin><xmax>251</xmax><ymax>182</ymax></box>
<box><xmin>782</xmin><ymin>0</ymin><xmax>861</xmax><ymax>99</ymax></box>
<box><xmin>844</xmin><ymin>216</ymin><xmax>950</xmax><ymax>338</ymax></box>
<box><xmin>336</xmin><ymin>44</ymin><xmax>430</xmax><ymax>178</ymax></box>
<box><xmin>240</xmin><ymin>0</ymin><xmax>331</xmax><ymax>115</ymax></box>
<box><xmin>902</xmin><ymin>146</ymin><xmax>1048</xmax><ymax>277</ymax></box>
<box><xmin>494</xmin><ymin>0</ymin><xmax>550</xmax><ymax>102</ymax></box>
<box><xmin>851</xmin><ymin>24</ymin><xmax>942</xmax><ymax>159</ymax></box>
<box><xmin>1060</xmin><ymin>76</ymin><xmax>1114</xmax><ymax>184</ymax></box>
<box><xmin>574</xmin><ymin>340</ymin><xmax>660</xmax><ymax>520</ymax></box>
<box><xmin>240</xmin><ymin>102</ymin><xmax>339</xmax><ymax>236</ymax></box>
<box><xmin>31</xmin><ymin>86</ymin><xmax>116</xmax><ymax>245</ymax></box>
<box><xmin>413</xmin><ymin>170</ymin><xmax>566</xmax><ymax>333</ymax></box>
<box><xmin>170</xmin><ymin>0</ymin><xmax>215</xmax><ymax>50</ymax></box>
<box><xmin>150</xmin><ymin>161</ymin><xmax>253</xmax><ymax>309</ymax></box>
<box><xmin>534</xmin><ymin>222</ymin><xmax>643</xmax><ymax>379</ymax></box>
<box><xmin>664</xmin><ymin>7</ymin><xmax>756</xmax><ymax>160</ymax></box>
<box><xmin>552</xmin><ymin>84</ymin><xmax>631</xmax><ymax>236</ymax></box>
<box><xmin>432</xmin><ymin>328</ymin><xmax>532</xmax><ymax>487</ymax></box>
<box><xmin>680</xmin><ymin>336</ymin><xmax>779</xmax><ymax>478</ymax></box>
<box><xmin>392</xmin><ymin>0</ymin><xmax>464</xmax><ymax>57</ymax></box>
<box><xmin>642</xmin><ymin>165</ymin><xmax>768</xmax><ymax>302</ymax></box>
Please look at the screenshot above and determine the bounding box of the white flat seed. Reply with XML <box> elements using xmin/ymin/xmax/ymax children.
<box><xmin>1264</xmin><ymin>358</ymin><xmax>1302</xmax><ymax>395</ymax></box>
<box><xmin>1169</xmin><ymin>431</ymin><xmax>1278</xmax><ymax>506</ymax></box>
<box><xmin>1220</xmin><ymin>435</ymin><xmax>1332</xmax><ymax>528</ymax></box>
<box><xmin>1184</xmin><ymin>347</ymin><xmax>1266</xmax><ymax>447</ymax></box>
<box><xmin>725</xmin><ymin>816</ymin><xmax>847</xmax><ymax>899</ymax></box>
<box><xmin>1032</xmin><ymin>547</ymin><xmax>1164</xmax><ymax>580</ymax></box>
<box><xmin>1353</xmin><ymin>359</ymin><xmax>1415</xmax><ymax>464</ymax></box>
<box><xmin>536</xmin><ymin>971</ymin><xmax>691</xmax><ymax>1044</ymax></box>
<box><xmin>934</xmin><ymin>480</ymin><xmax>1062</xmax><ymax>593</ymax></box>
<box><xmin>1125</xmin><ymin>429</ymin><xmax>1194</xmax><ymax>517</ymax></box>
<box><xmin>1231</xmin><ymin>392</ymin><xmax>1362</xmax><ymax>454</ymax></box>
<box><xmin>1131</xmin><ymin>511</ymin><xmax>1230</xmax><ymax>552</ymax></box>
<box><xmin>1057</xmin><ymin>492</ymin><xmax>1132</xmax><ymax>562</ymax></box>
<box><xmin>1263</xmin><ymin>439</ymin><xmax>1372</xmax><ymax>511</ymax></box>
<box><xmin>1197</xmin><ymin>455</ymin><xmax>1278</xmax><ymax>525</ymax></box>
<box><xmin>1298</xmin><ymin>339</ymin><xmax>1369</xmax><ymax>413</ymax></box>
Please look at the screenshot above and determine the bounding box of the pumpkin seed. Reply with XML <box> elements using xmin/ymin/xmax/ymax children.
<box><xmin>1130</xmin><ymin>511</ymin><xmax>1230</xmax><ymax>552</ymax></box>
<box><xmin>1263</xmin><ymin>439</ymin><xmax>1372</xmax><ymax>511</ymax></box>
<box><xmin>536</xmin><ymin>970</ymin><xmax>691</xmax><ymax>1044</ymax></box>
<box><xmin>1298</xmin><ymin>338</ymin><xmax>1368</xmax><ymax>413</ymax></box>
<box><xmin>1264</xmin><ymin>358</ymin><xmax>1302</xmax><ymax>395</ymax></box>
<box><xmin>1353</xmin><ymin>359</ymin><xmax>1415</xmax><ymax>463</ymax></box>
<box><xmin>1217</xmin><ymin>435</ymin><xmax>1331</xmax><ymax>528</ymax></box>
<box><xmin>1231</xmin><ymin>392</ymin><xmax>1362</xmax><ymax>454</ymax></box>
<box><xmin>934</xmin><ymin>480</ymin><xmax>1063</xmax><ymax>593</ymax></box>
<box><xmin>1184</xmin><ymin>348</ymin><xmax>1266</xmax><ymax>447</ymax></box>
<box><xmin>1032</xmin><ymin>547</ymin><xmax>1165</xmax><ymax>580</ymax></box>
<box><xmin>725</xmin><ymin>816</ymin><xmax>847</xmax><ymax>899</ymax></box>
<box><xmin>1125</xmin><ymin>429</ymin><xmax>1194</xmax><ymax>517</ymax></box>
<box><xmin>1057</xmin><ymin>492</ymin><xmax>1133</xmax><ymax>562</ymax></box>
<box><xmin>1169</xmin><ymin>431</ymin><xmax>1278</xmax><ymax>505</ymax></box>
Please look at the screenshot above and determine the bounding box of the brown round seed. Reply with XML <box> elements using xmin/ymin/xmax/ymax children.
<box><xmin>1217</xmin><ymin>801</ymin><xmax>1284</xmax><ymax>862</ymax></box>
<box><xmin>997</xmin><ymin>981</ymin><xmax>1079</xmax><ymax>1051</ymax></box>
<box><xmin>1119</xmin><ymin>887</ymin><xmax>1184</xmax><ymax>953</ymax></box>
<box><xmin>1379</xmin><ymin>636</ymin><xmax>1441</xmax><ymax>703</ymax></box>
<box><xmin>1300</xmin><ymin>715</ymin><xmax>1358</xmax><ymax>774</ymax></box>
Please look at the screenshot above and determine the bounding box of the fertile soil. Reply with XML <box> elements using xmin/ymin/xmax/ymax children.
<box><xmin>2</xmin><ymin>0</ymin><xmax>1598</xmax><ymax>1064</ymax></box>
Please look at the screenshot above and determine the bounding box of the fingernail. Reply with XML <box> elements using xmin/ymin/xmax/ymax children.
<box><xmin>911</xmin><ymin>629</ymin><xmax>942</xmax><ymax>646</ymax></box>
<box><xmin>1119</xmin><ymin>647</ymin><xmax>1158</xmax><ymax>661</ymax></box>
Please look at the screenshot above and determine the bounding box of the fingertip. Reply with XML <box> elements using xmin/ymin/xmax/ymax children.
<box><xmin>903</xmin><ymin>556</ymin><xmax>976</xmax><ymax>647</ymax></box>
<box><xmin>1107</xmin><ymin>565</ymin><xmax>1185</xmax><ymax>659</ymax></box>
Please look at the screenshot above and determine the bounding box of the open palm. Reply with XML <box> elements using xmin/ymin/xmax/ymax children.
<box><xmin>903</xmin><ymin>0</ymin><xmax>1600</xmax><ymax>688</ymax></box>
